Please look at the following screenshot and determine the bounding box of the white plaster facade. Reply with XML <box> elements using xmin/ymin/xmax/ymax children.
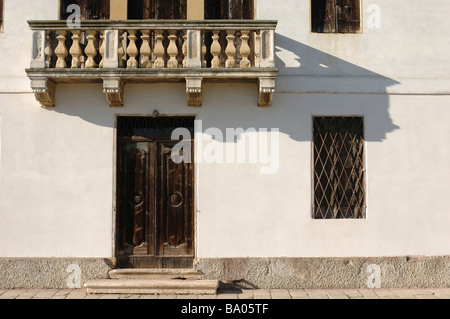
<box><xmin>0</xmin><ymin>0</ymin><xmax>449</xmax><ymax>262</ymax></box>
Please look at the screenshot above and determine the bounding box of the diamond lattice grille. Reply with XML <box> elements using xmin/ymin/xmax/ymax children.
<box><xmin>313</xmin><ymin>116</ymin><xmax>366</xmax><ymax>219</ymax></box>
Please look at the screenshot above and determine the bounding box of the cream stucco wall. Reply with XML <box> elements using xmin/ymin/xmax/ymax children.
<box><xmin>0</xmin><ymin>1</ymin><xmax>449</xmax><ymax>258</ymax></box>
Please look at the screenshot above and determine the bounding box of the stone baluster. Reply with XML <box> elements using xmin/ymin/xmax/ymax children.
<box><xmin>126</xmin><ymin>29</ymin><xmax>139</xmax><ymax>68</ymax></box>
<box><xmin>140</xmin><ymin>30</ymin><xmax>152</xmax><ymax>68</ymax></box>
<box><xmin>210</xmin><ymin>31</ymin><xmax>221</xmax><ymax>68</ymax></box>
<box><xmin>201</xmin><ymin>34</ymin><xmax>207</xmax><ymax>68</ymax></box>
<box><xmin>239</xmin><ymin>30</ymin><xmax>251</xmax><ymax>68</ymax></box>
<box><xmin>167</xmin><ymin>31</ymin><xmax>179</xmax><ymax>68</ymax></box>
<box><xmin>254</xmin><ymin>31</ymin><xmax>261</xmax><ymax>68</ymax></box>
<box><xmin>182</xmin><ymin>34</ymin><xmax>187</xmax><ymax>68</ymax></box>
<box><xmin>55</xmin><ymin>30</ymin><xmax>68</xmax><ymax>68</ymax></box>
<box><xmin>99</xmin><ymin>31</ymin><xmax>105</xmax><ymax>68</ymax></box>
<box><xmin>44</xmin><ymin>32</ymin><xmax>53</xmax><ymax>68</ymax></box>
<box><xmin>85</xmin><ymin>30</ymin><xmax>98</xmax><ymax>68</ymax></box>
<box><xmin>70</xmin><ymin>30</ymin><xmax>82</xmax><ymax>68</ymax></box>
<box><xmin>154</xmin><ymin>30</ymin><xmax>165</xmax><ymax>68</ymax></box>
<box><xmin>117</xmin><ymin>31</ymin><xmax>125</xmax><ymax>68</ymax></box>
<box><xmin>225</xmin><ymin>30</ymin><xmax>236</xmax><ymax>68</ymax></box>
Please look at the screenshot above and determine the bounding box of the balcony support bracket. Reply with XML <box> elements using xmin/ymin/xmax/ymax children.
<box><xmin>103</xmin><ymin>76</ymin><xmax>124</xmax><ymax>107</ymax></box>
<box><xmin>186</xmin><ymin>76</ymin><xmax>203</xmax><ymax>107</ymax></box>
<box><xmin>258</xmin><ymin>77</ymin><xmax>276</xmax><ymax>107</ymax></box>
<box><xmin>30</xmin><ymin>77</ymin><xmax>56</xmax><ymax>108</ymax></box>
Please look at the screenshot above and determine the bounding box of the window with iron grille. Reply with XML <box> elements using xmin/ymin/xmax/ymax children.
<box><xmin>313</xmin><ymin>116</ymin><xmax>366</xmax><ymax>219</ymax></box>
<box><xmin>312</xmin><ymin>0</ymin><xmax>361</xmax><ymax>33</ymax></box>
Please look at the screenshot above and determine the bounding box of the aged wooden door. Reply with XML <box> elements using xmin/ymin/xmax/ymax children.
<box><xmin>116</xmin><ymin>117</ymin><xmax>194</xmax><ymax>268</ymax></box>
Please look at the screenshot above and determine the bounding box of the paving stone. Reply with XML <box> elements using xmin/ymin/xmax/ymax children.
<box><xmin>288</xmin><ymin>289</ymin><xmax>309</xmax><ymax>299</ymax></box>
<box><xmin>415</xmin><ymin>294</ymin><xmax>438</xmax><ymax>299</ymax></box>
<box><xmin>343</xmin><ymin>290</ymin><xmax>364</xmax><ymax>299</ymax></box>
<box><xmin>217</xmin><ymin>291</ymin><xmax>239</xmax><ymax>299</ymax></box>
<box><xmin>408</xmin><ymin>289</ymin><xmax>434</xmax><ymax>295</ymax></box>
<box><xmin>269</xmin><ymin>289</ymin><xmax>291</xmax><ymax>299</ymax></box>
<box><xmin>238</xmin><ymin>289</ymin><xmax>254</xmax><ymax>299</ymax></box>
<box><xmin>0</xmin><ymin>289</ymin><xmax>27</xmax><ymax>299</ymax></box>
<box><xmin>139</xmin><ymin>294</ymin><xmax>159</xmax><ymax>299</ymax></box>
<box><xmin>119</xmin><ymin>294</ymin><xmax>140</xmax><ymax>299</ymax></box>
<box><xmin>357</xmin><ymin>289</ymin><xmax>381</xmax><ymax>299</ymax></box>
<box><xmin>198</xmin><ymin>294</ymin><xmax>218</xmax><ymax>299</ymax></box>
<box><xmin>177</xmin><ymin>294</ymin><xmax>199</xmax><ymax>299</ymax></box>
<box><xmin>158</xmin><ymin>294</ymin><xmax>178</xmax><ymax>299</ymax></box>
<box><xmin>305</xmin><ymin>289</ymin><xmax>329</xmax><ymax>299</ymax></box>
<box><xmin>253</xmin><ymin>289</ymin><xmax>271</xmax><ymax>299</ymax></box>
<box><xmin>65</xmin><ymin>289</ymin><xmax>87</xmax><ymax>299</ymax></box>
<box><xmin>374</xmin><ymin>289</ymin><xmax>400</xmax><ymax>299</ymax></box>
<box><xmin>16</xmin><ymin>289</ymin><xmax>42</xmax><ymax>299</ymax></box>
<box><xmin>390</xmin><ymin>289</ymin><xmax>417</xmax><ymax>299</ymax></box>
<box><xmin>84</xmin><ymin>294</ymin><xmax>102</xmax><ymax>299</ymax></box>
<box><xmin>50</xmin><ymin>289</ymin><xmax>72</xmax><ymax>299</ymax></box>
<box><xmin>325</xmin><ymin>290</ymin><xmax>349</xmax><ymax>299</ymax></box>
<box><xmin>32</xmin><ymin>289</ymin><xmax>59</xmax><ymax>299</ymax></box>
<box><xmin>99</xmin><ymin>294</ymin><xmax>120</xmax><ymax>299</ymax></box>
<box><xmin>433</xmin><ymin>293</ymin><xmax>450</xmax><ymax>299</ymax></box>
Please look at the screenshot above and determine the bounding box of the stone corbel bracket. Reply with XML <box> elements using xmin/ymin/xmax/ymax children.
<box><xmin>186</xmin><ymin>76</ymin><xmax>203</xmax><ymax>107</ymax></box>
<box><xmin>30</xmin><ymin>77</ymin><xmax>56</xmax><ymax>108</ymax></box>
<box><xmin>258</xmin><ymin>77</ymin><xmax>276</xmax><ymax>107</ymax></box>
<box><xmin>103</xmin><ymin>77</ymin><xmax>124</xmax><ymax>107</ymax></box>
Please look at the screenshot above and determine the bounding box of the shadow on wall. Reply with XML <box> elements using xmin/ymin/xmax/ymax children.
<box><xmin>48</xmin><ymin>34</ymin><xmax>400</xmax><ymax>143</ymax></box>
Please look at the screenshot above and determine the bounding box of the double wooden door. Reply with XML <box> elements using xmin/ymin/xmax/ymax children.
<box><xmin>116</xmin><ymin>134</ymin><xmax>194</xmax><ymax>268</ymax></box>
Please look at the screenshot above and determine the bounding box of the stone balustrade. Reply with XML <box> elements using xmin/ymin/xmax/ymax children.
<box><xmin>27</xmin><ymin>20</ymin><xmax>278</xmax><ymax>107</ymax></box>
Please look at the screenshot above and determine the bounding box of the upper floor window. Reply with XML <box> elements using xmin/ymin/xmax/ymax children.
<box><xmin>60</xmin><ymin>0</ymin><xmax>110</xmax><ymax>20</ymax></box>
<box><xmin>127</xmin><ymin>0</ymin><xmax>187</xmax><ymax>20</ymax></box>
<box><xmin>0</xmin><ymin>0</ymin><xmax>4</xmax><ymax>31</ymax></box>
<box><xmin>312</xmin><ymin>0</ymin><xmax>361</xmax><ymax>33</ymax></box>
<box><xmin>205</xmin><ymin>0</ymin><xmax>254</xmax><ymax>19</ymax></box>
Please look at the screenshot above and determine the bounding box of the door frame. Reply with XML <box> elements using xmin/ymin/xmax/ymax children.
<box><xmin>112</xmin><ymin>113</ymin><xmax>197</xmax><ymax>268</ymax></box>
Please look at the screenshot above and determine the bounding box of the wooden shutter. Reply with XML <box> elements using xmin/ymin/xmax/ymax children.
<box><xmin>131</xmin><ymin>0</ymin><xmax>187</xmax><ymax>19</ymax></box>
<box><xmin>60</xmin><ymin>0</ymin><xmax>110</xmax><ymax>20</ymax></box>
<box><xmin>0</xmin><ymin>0</ymin><xmax>3</xmax><ymax>26</ymax></box>
<box><xmin>336</xmin><ymin>0</ymin><xmax>360</xmax><ymax>33</ymax></box>
<box><xmin>205</xmin><ymin>0</ymin><xmax>254</xmax><ymax>20</ymax></box>
<box><xmin>312</xmin><ymin>0</ymin><xmax>360</xmax><ymax>33</ymax></box>
<box><xmin>312</xmin><ymin>0</ymin><xmax>336</xmax><ymax>33</ymax></box>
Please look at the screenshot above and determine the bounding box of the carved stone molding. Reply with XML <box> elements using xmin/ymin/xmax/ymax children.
<box><xmin>30</xmin><ymin>77</ymin><xmax>56</xmax><ymax>108</ymax></box>
<box><xmin>258</xmin><ymin>77</ymin><xmax>276</xmax><ymax>107</ymax></box>
<box><xmin>103</xmin><ymin>77</ymin><xmax>124</xmax><ymax>107</ymax></box>
<box><xmin>186</xmin><ymin>76</ymin><xmax>203</xmax><ymax>107</ymax></box>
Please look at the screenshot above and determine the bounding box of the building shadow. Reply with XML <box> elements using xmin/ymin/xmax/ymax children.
<box><xmin>48</xmin><ymin>33</ymin><xmax>400</xmax><ymax>143</ymax></box>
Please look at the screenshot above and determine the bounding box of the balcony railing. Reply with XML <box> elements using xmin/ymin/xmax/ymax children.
<box><xmin>26</xmin><ymin>20</ymin><xmax>278</xmax><ymax>107</ymax></box>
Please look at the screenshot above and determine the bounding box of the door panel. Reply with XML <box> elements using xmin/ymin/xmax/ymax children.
<box><xmin>117</xmin><ymin>141</ymin><xmax>151</xmax><ymax>257</ymax></box>
<box><xmin>116</xmin><ymin>117</ymin><xmax>194</xmax><ymax>268</ymax></box>
<box><xmin>157</xmin><ymin>141</ymin><xmax>193</xmax><ymax>257</ymax></box>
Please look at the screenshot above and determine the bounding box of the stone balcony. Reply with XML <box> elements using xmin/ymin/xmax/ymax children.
<box><xmin>26</xmin><ymin>20</ymin><xmax>278</xmax><ymax>108</ymax></box>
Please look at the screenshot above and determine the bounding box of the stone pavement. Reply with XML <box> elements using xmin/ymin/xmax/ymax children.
<box><xmin>0</xmin><ymin>288</ymin><xmax>449</xmax><ymax>299</ymax></box>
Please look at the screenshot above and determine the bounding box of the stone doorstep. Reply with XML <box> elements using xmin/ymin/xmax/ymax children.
<box><xmin>109</xmin><ymin>268</ymin><xmax>203</xmax><ymax>280</ymax></box>
<box><xmin>84</xmin><ymin>279</ymin><xmax>219</xmax><ymax>295</ymax></box>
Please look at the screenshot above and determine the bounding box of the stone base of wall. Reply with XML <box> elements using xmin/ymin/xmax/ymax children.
<box><xmin>1</xmin><ymin>256</ymin><xmax>449</xmax><ymax>289</ymax></box>
<box><xmin>194</xmin><ymin>257</ymin><xmax>450</xmax><ymax>289</ymax></box>
<box><xmin>0</xmin><ymin>258</ymin><xmax>113</xmax><ymax>289</ymax></box>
